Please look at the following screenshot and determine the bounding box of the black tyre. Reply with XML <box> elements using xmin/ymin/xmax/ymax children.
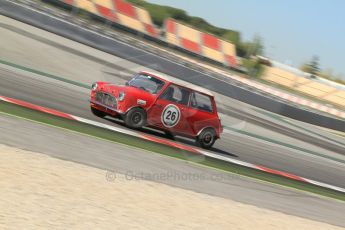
<box><xmin>196</xmin><ymin>128</ymin><xmax>216</xmax><ymax>149</ymax></box>
<box><xmin>91</xmin><ymin>107</ymin><xmax>106</xmax><ymax>118</ymax></box>
<box><xmin>124</xmin><ymin>107</ymin><xmax>146</xmax><ymax>129</ymax></box>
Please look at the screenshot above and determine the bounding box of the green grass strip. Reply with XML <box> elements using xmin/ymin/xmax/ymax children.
<box><xmin>1</xmin><ymin>100</ymin><xmax>344</xmax><ymax>201</ymax></box>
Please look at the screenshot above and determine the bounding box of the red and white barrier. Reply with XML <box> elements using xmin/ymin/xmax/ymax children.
<box><xmin>60</xmin><ymin>0</ymin><xmax>158</xmax><ymax>37</ymax></box>
<box><xmin>165</xmin><ymin>18</ymin><xmax>237</xmax><ymax>67</ymax></box>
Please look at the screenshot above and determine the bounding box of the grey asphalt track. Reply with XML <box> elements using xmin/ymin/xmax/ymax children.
<box><xmin>1</xmin><ymin>113</ymin><xmax>345</xmax><ymax>227</ymax></box>
<box><xmin>0</xmin><ymin>0</ymin><xmax>344</xmax><ymax>131</ymax></box>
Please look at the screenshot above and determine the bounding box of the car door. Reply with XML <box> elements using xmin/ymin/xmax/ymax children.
<box><xmin>187</xmin><ymin>91</ymin><xmax>217</xmax><ymax>136</ymax></box>
<box><xmin>147</xmin><ymin>84</ymin><xmax>192</xmax><ymax>135</ymax></box>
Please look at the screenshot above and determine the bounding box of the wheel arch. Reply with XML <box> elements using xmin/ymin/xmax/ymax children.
<box><xmin>125</xmin><ymin>105</ymin><xmax>147</xmax><ymax>114</ymax></box>
<box><xmin>196</xmin><ymin>126</ymin><xmax>218</xmax><ymax>138</ymax></box>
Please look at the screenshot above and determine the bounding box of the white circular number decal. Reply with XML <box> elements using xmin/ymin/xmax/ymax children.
<box><xmin>161</xmin><ymin>104</ymin><xmax>180</xmax><ymax>127</ymax></box>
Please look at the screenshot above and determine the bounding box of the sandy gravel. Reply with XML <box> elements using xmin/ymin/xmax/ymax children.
<box><xmin>0</xmin><ymin>144</ymin><xmax>342</xmax><ymax>230</ymax></box>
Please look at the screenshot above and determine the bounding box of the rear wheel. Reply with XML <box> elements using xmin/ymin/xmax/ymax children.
<box><xmin>124</xmin><ymin>107</ymin><xmax>146</xmax><ymax>129</ymax></box>
<box><xmin>91</xmin><ymin>107</ymin><xmax>106</xmax><ymax>118</ymax></box>
<box><xmin>196</xmin><ymin>128</ymin><xmax>216</xmax><ymax>149</ymax></box>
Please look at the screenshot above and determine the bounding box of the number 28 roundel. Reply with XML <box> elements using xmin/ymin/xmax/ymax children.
<box><xmin>161</xmin><ymin>104</ymin><xmax>181</xmax><ymax>128</ymax></box>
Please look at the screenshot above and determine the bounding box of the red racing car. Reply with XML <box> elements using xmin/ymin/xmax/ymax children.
<box><xmin>90</xmin><ymin>71</ymin><xmax>222</xmax><ymax>149</ymax></box>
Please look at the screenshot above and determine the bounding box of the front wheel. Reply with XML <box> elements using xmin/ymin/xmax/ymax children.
<box><xmin>124</xmin><ymin>107</ymin><xmax>147</xmax><ymax>129</ymax></box>
<box><xmin>196</xmin><ymin>128</ymin><xmax>216</xmax><ymax>149</ymax></box>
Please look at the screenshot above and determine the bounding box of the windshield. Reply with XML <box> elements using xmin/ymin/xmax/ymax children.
<box><xmin>128</xmin><ymin>73</ymin><xmax>165</xmax><ymax>94</ymax></box>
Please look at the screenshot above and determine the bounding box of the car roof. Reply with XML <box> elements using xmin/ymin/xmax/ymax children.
<box><xmin>140</xmin><ymin>71</ymin><xmax>214</xmax><ymax>97</ymax></box>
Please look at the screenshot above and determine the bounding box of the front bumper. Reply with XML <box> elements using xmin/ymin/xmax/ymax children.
<box><xmin>89</xmin><ymin>99</ymin><xmax>125</xmax><ymax>115</ymax></box>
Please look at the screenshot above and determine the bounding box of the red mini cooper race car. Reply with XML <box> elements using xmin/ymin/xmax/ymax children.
<box><xmin>90</xmin><ymin>71</ymin><xmax>222</xmax><ymax>149</ymax></box>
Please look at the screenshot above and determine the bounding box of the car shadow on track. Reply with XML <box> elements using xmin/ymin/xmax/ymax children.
<box><xmin>103</xmin><ymin>116</ymin><xmax>238</xmax><ymax>158</ymax></box>
<box><xmin>210</xmin><ymin>147</ymin><xmax>238</xmax><ymax>157</ymax></box>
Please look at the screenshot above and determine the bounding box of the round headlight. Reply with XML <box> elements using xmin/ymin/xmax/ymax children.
<box><xmin>118</xmin><ymin>91</ymin><xmax>125</xmax><ymax>101</ymax></box>
<box><xmin>91</xmin><ymin>82</ymin><xmax>98</xmax><ymax>91</ymax></box>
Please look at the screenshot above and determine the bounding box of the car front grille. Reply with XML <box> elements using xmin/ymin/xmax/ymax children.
<box><xmin>94</xmin><ymin>92</ymin><xmax>117</xmax><ymax>109</ymax></box>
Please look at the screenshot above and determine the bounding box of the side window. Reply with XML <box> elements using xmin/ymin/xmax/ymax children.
<box><xmin>190</xmin><ymin>92</ymin><xmax>213</xmax><ymax>112</ymax></box>
<box><xmin>159</xmin><ymin>85</ymin><xmax>190</xmax><ymax>105</ymax></box>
